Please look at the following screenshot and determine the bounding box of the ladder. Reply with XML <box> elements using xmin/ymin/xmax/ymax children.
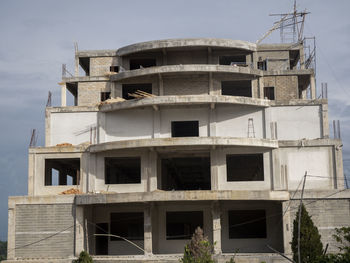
<box><xmin>247</xmin><ymin>118</ymin><xmax>255</xmax><ymax>138</ymax></box>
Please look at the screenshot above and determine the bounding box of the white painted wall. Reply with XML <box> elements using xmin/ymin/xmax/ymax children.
<box><xmin>105</xmin><ymin>109</ymin><xmax>153</xmax><ymax>141</ymax></box>
<box><xmin>269</xmin><ymin>105</ymin><xmax>322</xmax><ymax>140</ymax></box>
<box><xmin>50</xmin><ymin>112</ymin><xmax>97</xmax><ymax>146</ymax></box>
<box><xmin>216</xmin><ymin>105</ymin><xmax>264</xmax><ymax>138</ymax></box>
<box><xmin>279</xmin><ymin>147</ymin><xmax>334</xmax><ymax>190</ymax></box>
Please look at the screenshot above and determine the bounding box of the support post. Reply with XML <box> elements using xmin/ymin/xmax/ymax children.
<box><xmin>310</xmin><ymin>75</ymin><xmax>316</xmax><ymax>99</ymax></box>
<box><xmin>144</xmin><ymin>204</ymin><xmax>153</xmax><ymax>256</ymax></box>
<box><xmin>211</xmin><ymin>201</ymin><xmax>222</xmax><ymax>255</ymax></box>
<box><xmin>75</xmin><ymin>205</ymin><xmax>85</xmax><ymax>256</ymax></box>
<box><xmin>61</xmin><ymin>83</ymin><xmax>67</xmax><ymax>107</ymax></box>
<box><xmin>7</xmin><ymin>200</ymin><xmax>15</xmax><ymax>260</ymax></box>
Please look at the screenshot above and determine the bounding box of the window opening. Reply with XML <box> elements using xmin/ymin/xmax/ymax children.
<box><xmin>221</xmin><ymin>81</ymin><xmax>252</xmax><ymax>97</ymax></box>
<box><xmin>264</xmin><ymin>87</ymin><xmax>275</xmax><ymax>100</ymax></box>
<box><xmin>110</xmin><ymin>66</ymin><xmax>119</xmax><ymax>73</ymax></box>
<box><xmin>228</xmin><ymin>210</ymin><xmax>267</xmax><ymax>238</ymax></box>
<box><xmin>122</xmin><ymin>83</ymin><xmax>152</xmax><ymax>100</ymax></box>
<box><xmin>105</xmin><ymin>157</ymin><xmax>141</xmax><ymax>184</ymax></box>
<box><xmin>45</xmin><ymin>158</ymin><xmax>80</xmax><ymax>186</ymax></box>
<box><xmin>110</xmin><ymin>212</ymin><xmax>144</xmax><ymax>241</ymax></box>
<box><xmin>166</xmin><ymin>211</ymin><xmax>203</xmax><ymax>240</ymax></box>
<box><xmin>161</xmin><ymin>157</ymin><xmax>211</xmax><ymax>190</ymax></box>
<box><xmin>226</xmin><ymin>154</ymin><xmax>264</xmax><ymax>181</ymax></box>
<box><xmin>219</xmin><ymin>56</ymin><xmax>246</xmax><ymax>66</ymax></box>
<box><xmin>257</xmin><ymin>58</ymin><xmax>267</xmax><ymax>70</ymax></box>
<box><xmin>171</xmin><ymin>121</ymin><xmax>199</xmax><ymax>137</ymax></box>
<box><xmin>101</xmin><ymin>92</ymin><xmax>111</xmax><ymax>102</ymax></box>
<box><xmin>130</xmin><ymin>58</ymin><xmax>156</xmax><ymax>70</ymax></box>
<box><xmin>95</xmin><ymin>223</ymin><xmax>108</xmax><ymax>255</ymax></box>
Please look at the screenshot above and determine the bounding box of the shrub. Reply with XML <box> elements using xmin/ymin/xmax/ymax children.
<box><xmin>73</xmin><ymin>251</ymin><xmax>93</xmax><ymax>263</ymax></box>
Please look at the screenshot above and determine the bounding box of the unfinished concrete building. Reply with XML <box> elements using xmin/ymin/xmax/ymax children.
<box><xmin>6</xmin><ymin>38</ymin><xmax>350</xmax><ymax>263</ymax></box>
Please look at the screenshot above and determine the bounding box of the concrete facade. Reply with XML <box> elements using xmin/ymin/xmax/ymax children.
<box><xmin>6</xmin><ymin>38</ymin><xmax>350</xmax><ymax>263</ymax></box>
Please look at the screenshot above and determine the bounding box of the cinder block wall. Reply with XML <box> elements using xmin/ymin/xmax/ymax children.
<box><xmin>90</xmin><ymin>57</ymin><xmax>118</xmax><ymax>76</ymax></box>
<box><xmin>289</xmin><ymin>199</ymin><xmax>350</xmax><ymax>253</ymax></box>
<box><xmin>15</xmin><ymin>204</ymin><xmax>75</xmax><ymax>259</ymax></box>
<box><xmin>263</xmin><ymin>76</ymin><xmax>298</xmax><ymax>100</ymax></box>
<box><xmin>78</xmin><ymin>82</ymin><xmax>112</xmax><ymax>106</ymax></box>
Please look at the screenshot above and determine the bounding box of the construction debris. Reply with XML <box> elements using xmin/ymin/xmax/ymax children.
<box><xmin>98</xmin><ymin>97</ymin><xmax>126</xmax><ymax>106</ymax></box>
<box><xmin>56</xmin><ymin>143</ymin><xmax>73</xmax><ymax>147</ymax></box>
<box><xmin>60</xmin><ymin>188</ymin><xmax>82</xmax><ymax>195</ymax></box>
<box><xmin>104</xmin><ymin>71</ymin><xmax>118</xmax><ymax>77</ymax></box>
<box><xmin>128</xmin><ymin>90</ymin><xmax>156</xmax><ymax>99</ymax></box>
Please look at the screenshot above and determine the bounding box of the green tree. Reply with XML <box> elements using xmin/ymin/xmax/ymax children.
<box><xmin>181</xmin><ymin>227</ymin><xmax>214</xmax><ymax>263</ymax></box>
<box><xmin>291</xmin><ymin>203</ymin><xmax>323</xmax><ymax>263</ymax></box>
<box><xmin>319</xmin><ymin>227</ymin><xmax>350</xmax><ymax>263</ymax></box>
<box><xmin>0</xmin><ymin>241</ymin><xmax>7</xmax><ymax>261</ymax></box>
<box><xmin>72</xmin><ymin>251</ymin><xmax>93</xmax><ymax>263</ymax></box>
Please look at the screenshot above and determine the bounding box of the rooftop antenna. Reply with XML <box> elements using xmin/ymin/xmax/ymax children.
<box><xmin>29</xmin><ymin>129</ymin><xmax>38</xmax><ymax>147</ymax></box>
<box><xmin>257</xmin><ymin>0</ymin><xmax>309</xmax><ymax>44</ymax></box>
<box><xmin>46</xmin><ymin>91</ymin><xmax>52</xmax><ymax>107</ymax></box>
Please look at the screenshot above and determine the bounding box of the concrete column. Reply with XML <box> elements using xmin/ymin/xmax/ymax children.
<box><xmin>28</xmin><ymin>153</ymin><xmax>35</xmax><ymax>196</ymax></box>
<box><xmin>208</xmin><ymin>72</ymin><xmax>213</xmax><ymax>95</ymax></box>
<box><xmin>153</xmin><ymin>109</ymin><xmax>161</xmax><ymax>138</ymax></box>
<box><xmin>310</xmin><ymin>74</ymin><xmax>316</xmax><ymax>99</ymax></box>
<box><xmin>61</xmin><ymin>83</ymin><xmax>67</xmax><ymax>107</ymax></box>
<box><xmin>210</xmin><ymin>149</ymin><xmax>219</xmax><ymax>190</ymax></box>
<box><xmin>209</xmin><ymin>106</ymin><xmax>216</xmax><ymax>137</ymax></box>
<box><xmin>148</xmin><ymin>151</ymin><xmax>158</xmax><ymax>192</ymax></box>
<box><xmin>114</xmin><ymin>83</ymin><xmax>123</xmax><ymax>98</ymax></box>
<box><xmin>144</xmin><ymin>204</ymin><xmax>153</xmax><ymax>255</ymax></box>
<box><xmin>282</xmin><ymin>201</ymin><xmax>292</xmax><ymax>254</ymax></box>
<box><xmin>299</xmin><ymin>44</ymin><xmax>305</xmax><ymax>69</ymax></box>
<box><xmin>321</xmin><ymin>103</ymin><xmax>329</xmax><ymax>138</ymax></box>
<box><xmin>211</xmin><ymin>201</ymin><xmax>222</xmax><ymax>255</ymax></box>
<box><xmin>75</xmin><ymin>55</ymin><xmax>79</xmax><ymax>77</ymax></box>
<box><xmin>259</xmin><ymin>77</ymin><xmax>264</xmax><ymax>99</ymax></box>
<box><xmin>75</xmin><ymin>205</ymin><xmax>85</xmax><ymax>256</ymax></box>
<box><xmin>7</xmin><ymin>200</ymin><xmax>15</xmax><ymax>260</ymax></box>
<box><xmin>158</xmin><ymin>74</ymin><xmax>163</xmax><ymax>96</ymax></box>
<box><xmin>334</xmin><ymin>145</ymin><xmax>345</xmax><ymax>189</ymax></box>
<box><xmin>45</xmin><ymin>108</ymin><xmax>51</xmax><ymax>147</ymax></box>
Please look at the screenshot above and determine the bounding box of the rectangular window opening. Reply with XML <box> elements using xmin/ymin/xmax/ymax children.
<box><xmin>101</xmin><ymin>92</ymin><xmax>111</xmax><ymax>102</ymax></box>
<box><xmin>264</xmin><ymin>87</ymin><xmax>275</xmax><ymax>100</ymax></box>
<box><xmin>95</xmin><ymin>223</ymin><xmax>109</xmax><ymax>255</ymax></box>
<box><xmin>228</xmin><ymin>210</ymin><xmax>267</xmax><ymax>239</ymax></box>
<box><xmin>130</xmin><ymin>58</ymin><xmax>156</xmax><ymax>70</ymax></box>
<box><xmin>45</xmin><ymin>158</ymin><xmax>80</xmax><ymax>186</ymax></box>
<box><xmin>110</xmin><ymin>66</ymin><xmax>119</xmax><ymax>73</ymax></box>
<box><xmin>105</xmin><ymin>157</ymin><xmax>141</xmax><ymax>184</ymax></box>
<box><xmin>161</xmin><ymin>157</ymin><xmax>211</xmax><ymax>190</ymax></box>
<box><xmin>166</xmin><ymin>211</ymin><xmax>203</xmax><ymax>240</ymax></box>
<box><xmin>171</xmin><ymin>121</ymin><xmax>199</xmax><ymax>137</ymax></box>
<box><xmin>122</xmin><ymin>83</ymin><xmax>152</xmax><ymax>100</ymax></box>
<box><xmin>219</xmin><ymin>56</ymin><xmax>246</xmax><ymax>66</ymax></box>
<box><xmin>110</xmin><ymin>212</ymin><xmax>144</xmax><ymax>241</ymax></box>
<box><xmin>221</xmin><ymin>81</ymin><xmax>252</xmax><ymax>97</ymax></box>
<box><xmin>257</xmin><ymin>58</ymin><xmax>267</xmax><ymax>70</ymax></box>
<box><xmin>226</xmin><ymin>154</ymin><xmax>264</xmax><ymax>181</ymax></box>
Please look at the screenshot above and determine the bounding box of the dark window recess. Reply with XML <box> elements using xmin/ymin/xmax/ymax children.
<box><xmin>171</xmin><ymin>121</ymin><xmax>199</xmax><ymax>137</ymax></box>
<box><xmin>130</xmin><ymin>58</ymin><xmax>156</xmax><ymax>70</ymax></box>
<box><xmin>257</xmin><ymin>59</ymin><xmax>267</xmax><ymax>70</ymax></box>
<box><xmin>264</xmin><ymin>87</ymin><xmax>275</xmax><ymax>100</ymax></box>
<box><xmin>221</xmin><ymin>81</ymin><xmax>252</xmax><ymax>97</ymax></box>
<box><xmin>95</xmin><ymin>223</ymin><xmax>108</xmax><ymax>255</ymax></box>
<box><xmin>219</xmin><ymin>56</ymin><xmax>246</xmax><ymax>65</ymax></box>
<box><xmin>166</xmin><ymin>211</ymin><xmax>203</xmax><ymax>240</ymax></box>
<box><xmin>122</xmin><ymin>83</ymin><xmax>152</xmax><ymax>100</ymax></box>
<box><xmin>228</xmin><ymin>210</ymin><xmax>267</xmax><ymax>239</ymax></box>
<box><xmin>110</xmin><ymin>66</ymin><xmax>119</xmax><ymax>73</ymax></box>
<box><xmin>226</xmin><ymin>154</ymin><xmax>264</xmax><ymax>181</ymax></box>
<box><xmin>105</xmin><ymin>157</ymin><xmax>141</xmax><ymax>184</ymax></box>
<box><xmin>110</xmin><ymin>212</ymin><xmax>144</xmax><ymax>241</ymax></box>
<box><xmin>101</xmin><ymin>92</ymin><xmax>111</xmax><ymax>102</ymax></box>
<box><xmin>45</xmin><ymin>158</ymin><xmax>80</xmax><ymax>186</ymax></box>
<box><xmin>161</xmin><ymin>157</ymin><xmax>211</xmax><ymax>190</ymax></box>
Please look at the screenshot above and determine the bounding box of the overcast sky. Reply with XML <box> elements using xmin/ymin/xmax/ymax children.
<box><xmin>0</xmin><ymin>0</ymin><xmax>349</xmax><ymax>241</ymax></box>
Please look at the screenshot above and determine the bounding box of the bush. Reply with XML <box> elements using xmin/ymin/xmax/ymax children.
<box><xmin>319</xmin><ymin>227</ymin><xmax>350</xmax><ymax>263</ymax></box>
<box><xmin>181</xmin><ymin>227</ymin><xmax>214</xmax><ymax>263</ymax></box>
<box><xmin>291</xmin><ymin>203</ymin><xmax>323</xmax><ymax>263</ymax></box>
<box><xmin>73</xmin><ymin>251</ymin><xmax>93</xmax><ymax>263</ymax></box>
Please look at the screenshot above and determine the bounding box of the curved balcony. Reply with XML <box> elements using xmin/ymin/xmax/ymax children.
<box><xmin>116</xmin><ymin>38</ymin><xmax>257</xmax><ymax>56</ymax></box>
<box><xmin>99</xmin><ymin>95</ymin><xmax>270</xmax><ymax>112</ymax></box>
<box><xmin>111</xmin><ymin>64</ymin><xmax>262</xmax><ymax>82</ymax></box>
<box><xmin>89</xmin><ymin>137</ymin><xmax>278</xmax><ymax>153</ymax></box>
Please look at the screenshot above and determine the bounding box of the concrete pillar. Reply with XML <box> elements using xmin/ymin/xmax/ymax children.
<box><xmin>282</xmin><ymin>201</ymin><xmax>292</xmax><ymax>254</ymax></box>
<box><xmin>208</xmin><ymin>72</ymin><xmax>213</xmax><ymax>95</ymax></box>
<box><xmin>75</xmin><ymin>205</ymin><xmax>85</xmax><ymax>256</ymax></box>
<box><xmin>258</xmin><ymin>77</ymin><xmax>264</xmax><ymax>99</ymax></box>
<box><xmin>158</xmin><ymin>74</ymin><xmax>163</xmax><ymax>96</ymax></box>
<box><xmin>28</xmin><ymin>153</ymin><xmax>35</xmax><ymax>196</ymax></box>
<box><xmin>75</xmin><ymin>55</ymin><xmax>79</xmax><ymax>77</ymax></box>
<box><xmin>334</xmin><ymin>145</ymin><xmax>345</xmax><ymax>189</ymax></box>
<box><xmin>114</xmin><ymin>83</ymin><xmax>123</xmax><ymax>98</ymax></box>
<box><xmin>45</xmin><ymin>108</ymin><xmax>51</xmax><ymax>147</ymax></box>
<box><xmin>148</xmin><ymin>151</ymin><xmax>158</xmax><ymax>192</ymax></box>
<box><xmin>209</xmin><ymin>106</ymin><xmax>216</xmax><ymax>137</ymax></box>
<box><xmin>321</xmin><ymin>103</ymin><xmax>329</xmax><ymax>138</ymax></box>
<box><xmin>153</xmin><ymin>109</ymin><xmax>161</xmax><ymax>138</ymax></box>
<box><xmin>61</xmin><ymin>83</ymin><xmax>67</xmax><ymax>107</ymax></box>
<box><xmin>299</xmin><ymin>44</ymin><xmax>305</xmax><ymax>69</ymax></box>
<box><xmin>144</xmin><ymin>204</ymin><xmax>153</xmax><ymax>255</ymax></box>
<box><xmin>7</xmin><ymin>200</ymin><xmax>15</xmax><ymax>260</ymax></box>
<box><xmin>210</xmin><ymin>149</ymin><xmax>219</xmax><ymax>190</ymax></box>
<box><xmin>310</xmin><ymin>74</ymin><xmax>316</xmax><ymax>99</ymax></box>
<box><xmin>211</xmin><ymin>201</ymin><xmax>222</xmax><ymax>255</ymax></box>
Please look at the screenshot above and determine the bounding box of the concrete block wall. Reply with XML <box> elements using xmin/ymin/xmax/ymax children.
<box><xmin>14</xmin><ymin>204</ymin><xmax>74</xmax><ymax>259</ymax></box>
<box><xmin>256</xmin><ymin>51</ymin><xmax>290</xmax><ymax>70</ymax></box>
<box><xmin>90</xmin><ymin>57</ymin><xmax>118</xmax><ymax>76</ymax></box>
<box><xmin>78</xmin><ymin>82</ymin><xmax>112</xmax><ymax>106</ymax></box>
<box><xmin>263</xmin><ymin>76</ymin><xmax>298</xmax><ymax>100</ymax></box>
<box><xmin>163</xmin><ymin>75</ymin><xmax>209</xmax><ymax>95</ymax></box>
<box><xmin>289</xmin><ymin>198</ymin><xmax>350</xmax><ymax>253</ymax></box>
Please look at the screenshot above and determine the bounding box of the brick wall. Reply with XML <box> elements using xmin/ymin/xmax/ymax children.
<box><xmin>78</xmin><ymin>81</ymin><xmax>112</xmax><ymax>106</ymax></box>
<box><xmin>163</xmin><ymin>75</ymin><xmax>209</xmax><ymax>95</ymax></box>
<box><xmin>90</xmin><ymin>57</ymin><xmax>118</xmax><ymax>76</ymax></box>
<box><xmin>15</xmin><ymin>204</ymin><xmax>74</xmax><ymax>259</ymax></box>
<box><xmin>263</xmin><ymin>76</ymin><xmax>298</xmax><ymax>100</ymax></box>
